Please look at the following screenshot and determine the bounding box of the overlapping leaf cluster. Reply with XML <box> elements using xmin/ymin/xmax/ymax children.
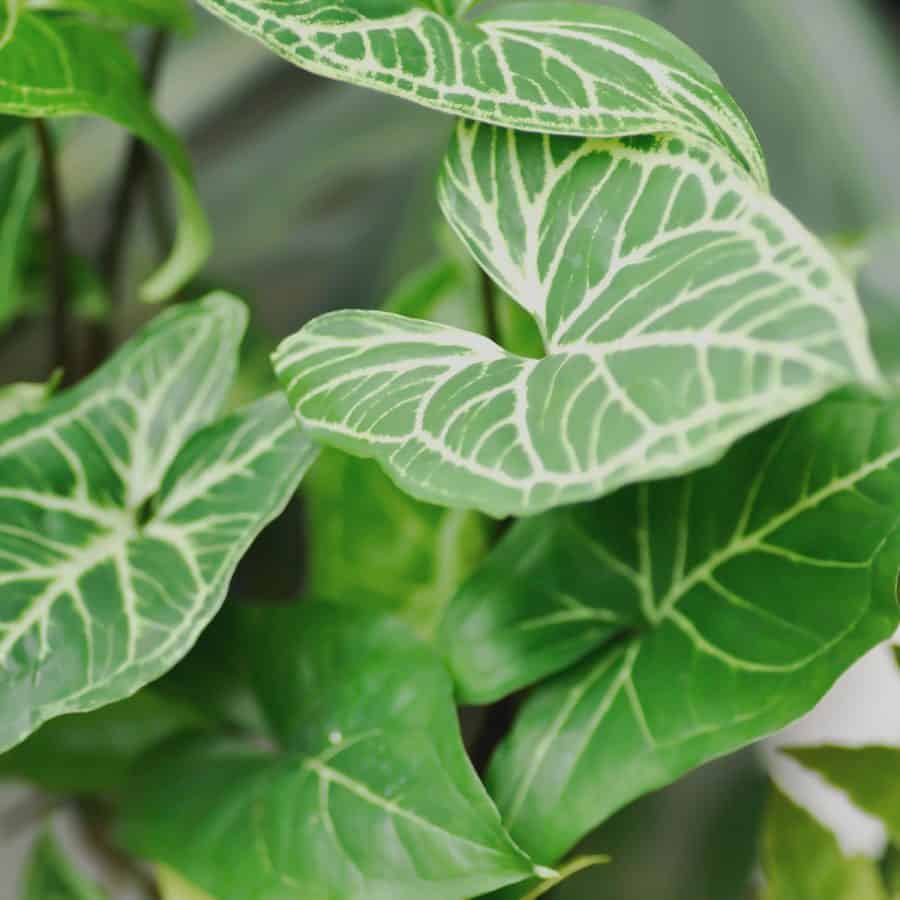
<box><xmin>1</xmin><ymin>1</ymin><xmax>899</xmax><ymax>898</ymax></box>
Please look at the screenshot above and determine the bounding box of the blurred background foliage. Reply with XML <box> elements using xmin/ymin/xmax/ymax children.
<box><xmin>1</xmin><ymin>0</ymin><xmax>900</xmax><ymax>896</ymax></box>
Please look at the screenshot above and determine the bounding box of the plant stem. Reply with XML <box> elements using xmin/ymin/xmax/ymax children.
<box><xmin>33</xmin><ymin>120</ymin><xmax>72</xmax><ymax>379</ymax></box>
<box><xmin>88</xmin><ymin>30</ymin><xmax>170</xmax><ymax>368</ymax></box>
<box><xmin>480</xmin><ymin>266</ymin><xmax>500</xmax><ymax>345</ymax></box>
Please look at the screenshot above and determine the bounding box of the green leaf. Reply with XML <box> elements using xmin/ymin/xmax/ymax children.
<box><xmin>0</xmin><ymin>0</ymin><xmax>23</xmax><ymax>50</ymax></box>
<box><xmin>0</xmin><ymin>117</ymin><xmax>40</xmax><ymax>330</ymax></box>
<box><xmin>0</xmin><ymin>294</ymin><xmax>318</xmax><ymax>752</ymax></box>
<box><xmin>120</xmin><ymin>604</ymin><xmax>540</xmax><ymax>900</ymax></box>
<box><xmin>0</xmin><ymin>12</ymin><xmax>211</xmax><ymax>301</ymax></box>
<box><xmin>29</xmin><ymin>0</ymin><xmax>193</xmax><ymax>31</ymax></box>
<box><xmin>761</xmin><ymin>787</ymin><xmax>886</xmax><ymax>900</ymax></box>
<box><xmin>0</xmin><ymin>373</ymin><xmax>59</xmax><ymax>426</ymax></box>
<box><xmin>156</xmin><ymin>866</ymin><xmax>215</xmax><ymax>900</ymax></box>
<box><xmin>274</xmin><ymin>124</ymin><xmax>878</xmax><ymax>518</ymax></box>
<box><xmin>21</xmin><ymin>831</ymin><xmax>110</xmax><ymax>900</ymax></box>
<box><xmin>193</xmin><ymin>0</ymin><xmax>766</xmax><ymax>185</ymax></box>
<box><xmin>306</xmin><ymin>450</ymin><xmax>487</xmax><ymax>636</ymax></box>
<box><xmin>787</xmin><ymin>746</ymin><xmax>900</xmax><ymax>845</ymax></box>
<box><xmin>0</xmin><ymin>688</ymin><xmax>206</xmax><ymax>793</ymax></box>
<box><xmin>460</xmin><ymin>389</ymin><xmax>900</xmax><ymax>862</ymax></box>
<box><xmin>306</xmin><ymin>258</ymin><xmax>489</xmax><ymax>637</ymax></box>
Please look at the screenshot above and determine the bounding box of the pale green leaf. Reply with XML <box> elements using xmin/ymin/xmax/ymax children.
<box><xmin>29</xmin><ymin>0</ymin><xmax>193</xmax><ymax>31</ymax></box>
<box><xmin>120</xmin><ymin>604</ymin><xmax>539</xmax><ymax>900</ymax></box>
<box><xmin>0</xmin><ymin>372</ymin><xmax>58</xmax><ymax>426</ymax></box>
<box><xmin>0</xmin><ymin>0</ymin><xmax>23</xmax><ymax>50</ymax></box>
<box><xmin>0</xmin><ymin>688</ymin><xmax>206</xmax><ymax>793</ymax></box>
<box><xmin>0</xmin><ymin>294</ymin><xmax>318</xmax><ymax>752</ymax></box>
<box><xmin>788</xmin><ymin>745</ymin><xmax>900</xmax><ymax>845</ymax></box>
<box><xmin>274</xmin><ymin>125</ymin><xmax>878</xmax><ymax>518</ymax></box>
<box><xmin>193</xmin><ymin>0</ymin><xmax>766</xmax><ymax>184</ymax></box>
<box><xmin>761</xmin><ymin>787</ymin><xmax>886</xmax><ymax>900</ymax></box>
<box><xmin>460</xmin><ymin>390</ymin><xmax>900</xmax><ymax>862</ymax></box>
<box><xmin>0</xmin><ymin>117</ymin><xmax>40</xmax><ymax>330</ymax></box>
<box><xmin>156</xmin><ymin>866</ymin><xmax>215</xmax><ymax>900</ymax></box>
<box><xmin>21</xmin><ymin>831</ymin><xmax>110</xmax><ymax>900</ymax></box>
<box><xmin>0</xmin><ymin>12</ymin><xmax>211</xmax><ymax>301</ymax></box>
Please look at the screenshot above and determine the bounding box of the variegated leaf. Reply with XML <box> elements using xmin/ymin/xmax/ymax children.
<box><xmin>274</xmin><ymin>124</ymin><xmax>878</xmax><ymax>518</ymax></box>
<box><xmin>0</xmin><ymin>12</ymin><xmax>210</xmax><ymax>301</ymax></box>
<box><xmin>193</xmin><ymin>0</ymin><xmax>766</xmax><ymax>185</ymax></box>
<box><xmin>475</xmin><ymin>390</ymin><xmax>900</xmax><ymax>863</ymax></box>
<box><xmin>0</xmin><ymin>295</ymin><xmax>317</xmax><ymax>752</ymax></box>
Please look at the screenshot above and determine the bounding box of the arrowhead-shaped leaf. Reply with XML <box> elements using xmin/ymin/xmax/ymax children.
<box><xmin>120</xmin><ymin>604</ymin><xmax>540</xmax><ymax>900</ymax></box>
<box><xmin>21</xmin><ymin>831</ymin><xmax>110</xmax><ymax>900</ymax></box>
<box><xmin>0</xmin><ymin>12</ymin><xmax>210</xmax><ymax>301</ymax></box>
<box><xmin>194</xmin><ymin>0</ymin><xmax>766</xmax><ymax>184</ymax></box>
<box><xmin>274</xmin><ymin>125</ymin><xmax>878</xmax><ymax>517</ymax></box>
<box><xmin>0</xmin><ymin>117</ymin><xmax>39</xmax><ymax>330</ymax></box>
<box><xmin>0</xmin><ymin>295</ymin><xmax>318</xmax><ymax>752</ymax></box>
<box><xmin>440</xmin><ymin>390</ymin><xmax>900</xmax><ymax>861</ymax></box>
<box><xmin>787</xmin><ymin>745</ymin><xmax>900</xmax><ymax>845</ymax></box>
<box><xmin>761</xmin><ymin>787</ymin><xmax>887</xmax><ymax>900</ymax></box>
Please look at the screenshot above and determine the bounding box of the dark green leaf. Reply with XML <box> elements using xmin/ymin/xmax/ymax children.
<box><xmin>21</xmin><ymin>831</ymin><xmax>110</xmax><ymax>900</ymax></box>
<box><xmin>120</xmin><ymin>604</ymin><xmax>541</xmax><ymax>900</ymax></box>
<box><xmin>457</xmin><ymin>390</ymin><xmax>900</xmax><ymax>861</ymax></box>
<box><xmin>0</xmin><ymin>688</ymin><xmax>206</xmax><ymax>793</ymax></box>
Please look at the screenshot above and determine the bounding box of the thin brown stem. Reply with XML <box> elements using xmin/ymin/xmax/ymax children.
<box><xmin>33</xmin><ymin>120</ymin><xmax>72</xmax><ymax>379</ymax></box>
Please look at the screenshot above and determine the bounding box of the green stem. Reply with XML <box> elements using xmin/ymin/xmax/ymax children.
<box><xmin>33</xmin><ymin>120</ymin><xmax>72</xmax><ymax>379</ymax></box>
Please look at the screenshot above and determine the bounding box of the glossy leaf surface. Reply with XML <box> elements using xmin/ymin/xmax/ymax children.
<box><xmin>120</xmin><ymin>604</ymin><xmax>539</xmax><ymax>900</ymax></box>
<box><xmin>0</xmin><ymin>12</ymin><xmax>210</xmax><ymax>301</ymax></box>
<box><xmin>455</xmin><ymin>390</ymin><xmax>900</xmax><ymax>861</ymax></box>
<box><xmin>0</xmin><ymin>295</ymin><xmax>317</xmax><ymax>752</ymax></box>
<box><xmin>275</xmin><ymin>125</ymin><xmax>877</xmax><ymax>517</ymax></box>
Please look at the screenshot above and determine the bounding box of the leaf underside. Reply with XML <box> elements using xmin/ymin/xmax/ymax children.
<box><xmin>437</xmin><ymin>390</ymin><xmax>900</xmax><ymax>861</ymax></box>
<box><xmin>0</xmin><ymin>295</ymin><xmax>317</xmax><ymax>752</ymax></box>
<box><xmin>120</xmin><ymin>605</ymin><xmax>537</xmax><ymax>900</ymax></box>
<box><xmin>275</xmin><ymin>124</ymin><xmax>877</xmax><ymax>518</ymax></box>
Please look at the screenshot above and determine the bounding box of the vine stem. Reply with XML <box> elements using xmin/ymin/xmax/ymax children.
<box><xmin>88</xmin><ymin>30</ymin><xmax>170</xmax><ymax>369</ymax></box>
<box><xmin>33</xmin><ymin>120</ymin><xmax>72</xmax><ymax>378</ymax></box>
